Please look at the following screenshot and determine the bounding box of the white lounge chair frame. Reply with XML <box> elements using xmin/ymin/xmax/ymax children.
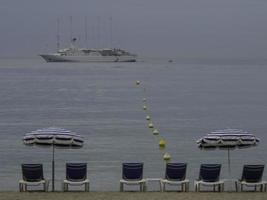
<box><xmin>235</xmin><ymin>180</ymin><xmax>267</xmax><ymax>192</ymax></box>
<box><xmin>19</xmin><ymin>179</ymin><xmax>49</xmax><ymax>192</ymax></box>
<box><xmin>62</xmin><ymin>179</ymin><xmax>90</xmax><ymax>192</ymax></box>
<box><xmin>194</xmin><ymin>180</ymin><xmax>224</xmax><ymax>192</ymax></box>
<box><xmin>161</xmin><ymin>179</ymin><xmax>189</xmax><ymax>192</ymax></box>
<box><xmin>120</xmin><ymin>179</ymin><xmax>146</xmax><ymax>192</ymax></box>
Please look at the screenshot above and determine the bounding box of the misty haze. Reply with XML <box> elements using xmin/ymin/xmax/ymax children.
<box><xmin>0</xmin><ymin>0</ymin><xmax>267</xmax><ymax>61</ymax></box>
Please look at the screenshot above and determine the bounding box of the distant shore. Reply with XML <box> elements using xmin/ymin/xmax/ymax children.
<box><xmin>0</xmin><ymin>192</ymin><xmax>267</xmax><ymax>200</ymax></box>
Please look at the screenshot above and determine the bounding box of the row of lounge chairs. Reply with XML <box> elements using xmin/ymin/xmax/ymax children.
<box><xmin>120</xmin><ymin>163</ymin><xmax>266</xmax><ymax>192</ymax></box>
<box><xmin>19</xmin><ymin>162</ymin><xmax>267</xmax><ymax>192</ymax></box>
<box><xmin>19</xmin><ymin>163</ymin><xmax>89</xmax><ymax>192</ymax></box>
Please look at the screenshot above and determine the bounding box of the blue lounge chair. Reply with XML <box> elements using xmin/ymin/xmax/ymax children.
<box><xmin>19</xmin><ymin>164</ymin><xmax>49</xmax><ymax>192</ymax></box>
<box><xmin>235</xmin><ymin>165</ymin><xmax>267</xmax><ymax>192</ymax></box>
<box><xmin>194</xmin><ymin>164</ymin><xmax>224</xmax><ymax>192</ymax></box>
<box><xmin>62</xmin><ymin>163</ymin><xmax>90</xmax><ymax>191</ymax></box>
<box><xmin>161</xmin><ymin>163</ymin><xmax>189</xmax><ymax>192</ymax></box>
<box><xmin>120</xmin><ymin>163</ymin><xmax>146</xmax><ymax>192</ymax></box>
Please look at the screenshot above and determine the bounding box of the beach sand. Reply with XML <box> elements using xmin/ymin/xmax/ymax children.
<box><xmin>0</xmin><ymin>192</ymin><xmax>267</xmax><ymax>200</ymax></box>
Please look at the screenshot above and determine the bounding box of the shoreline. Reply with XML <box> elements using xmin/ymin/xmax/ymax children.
<box><xmin>0</xmin><ymin>192</ymin><xmax>267</xmax><ymax>200</ymax></box>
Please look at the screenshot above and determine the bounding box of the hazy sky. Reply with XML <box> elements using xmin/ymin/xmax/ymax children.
<box><xmin>1</xmin><ymin>0</ymin><xmax>267</xmax><ymax>59</ymax></box>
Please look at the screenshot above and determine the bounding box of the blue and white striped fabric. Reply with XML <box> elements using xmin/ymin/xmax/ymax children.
<box><xmin>23</xmin><ymin>127</ymin><xmax>84</xmax><ymax>148</ymax></box>
<box><xmin>197</xmin><ymin>129</ymin><xmax>260</xmax><ymax>149</ymax></box>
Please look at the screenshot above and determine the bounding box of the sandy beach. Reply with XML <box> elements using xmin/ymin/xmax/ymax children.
<box><xmin>0</xmin><ymin>192</ymin><xmax>267</xmax><ymax>200</ymax></box>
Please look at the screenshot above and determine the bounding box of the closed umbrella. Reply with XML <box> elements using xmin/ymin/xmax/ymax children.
<box><xmin>197</xmin><ymin>128</ymin><xmax>260</xmax><ymax>174</ymax></box>
<box><xmin>23</xmin><ymin>127</ymin><xmax>84</xmax><ymax>191</ymax></box>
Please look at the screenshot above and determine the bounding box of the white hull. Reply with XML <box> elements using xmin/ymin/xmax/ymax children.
<box><xmin>40</xmin><ymin>54</ymin><xmax>136</xmax><ymax>63</ymax></box>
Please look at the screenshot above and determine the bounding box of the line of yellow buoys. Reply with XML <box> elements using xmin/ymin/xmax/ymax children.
<box><xmin>136</xmin><ymin>80</ymin><xmax>171</xmax><ymax>162</ymax></box>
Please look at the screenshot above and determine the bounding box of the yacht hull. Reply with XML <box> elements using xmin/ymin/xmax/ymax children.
<box><xmin>40</xmin><ymin>54</ymin><xmax>136</xmax><ymax>63</ymax></box>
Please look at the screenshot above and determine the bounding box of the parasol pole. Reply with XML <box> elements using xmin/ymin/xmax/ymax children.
<box><xmin>227</xmin><ymin>148</ymin><xmax>231</xmax><ymax>176</ymax></box>
<box><xmin>52</xmin><ymin>143</ymin><xmax>55</xmax><ymax>191</ymax></box>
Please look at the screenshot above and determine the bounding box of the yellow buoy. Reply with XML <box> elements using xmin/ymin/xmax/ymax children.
<box><xmin>136</xmin><ymin>80</ymin><xmax>141</xmax><ymax>85</ymax></box>
<box><xmin>163</xmin><ymin>152</ymin><xmax>171</xmax><ymax>161</ymax></box>
<box><xmin>148</xmin><ymin>123</ymin><xmax>154</xmax><ymax>128</ymax></box>
<box><xmin>153</xmin><ymin>129</ymin><xmax>159</xmax><ymax>135</ymax></box>
<box><xmin>146</xmin><ymin>115</ymin><xmax>151</xmax><ymax>120</ymax></box>
<box><xmin>159</xmin><ymin>139</ymin><xmax>166</xmax><ymax>148</ymax></box>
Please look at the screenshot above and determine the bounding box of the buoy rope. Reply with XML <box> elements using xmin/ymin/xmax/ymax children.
<box><xmin>136</xmin><ymin>80</ymin><xmax>171</xmax><ymax>162</ymax></box>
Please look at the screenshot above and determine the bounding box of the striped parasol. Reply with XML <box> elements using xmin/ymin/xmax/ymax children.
<box><xmin>197</xmin><ymin>128</ymin><xmax>260</xmax><ymax>174</ymax></box>
<box><xmin>23</xmin><ymin>127</ymin><xmax>84</xmax><ymax>191</ymax></box>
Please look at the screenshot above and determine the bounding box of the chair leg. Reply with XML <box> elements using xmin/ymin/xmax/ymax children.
<box><xmin>140</xmin><ymin>183</ymin><xmax>143</xmax><ymax>192</ymax></box>
<box><xmin>85</xmin><ymin>182</ymin><xmax>90</xmax><ymax>192</ymax></box>
<box><xmin>46</xmin><ymin>182</ymin><xmax>49</xmax><ymax>192</ymax></box>
<box><xmin>182</xmin><ymin>183</ymin><xmax>186</xmax><ymax>192</ymax></box>
<box><xmin>163</xmin><ymin>183</ymin><xmax>166</xmax><ymax>192</ymax></box>
<box><xmin>143</xmin><ymin>182</ymin><xmax>147</xmax><ymax>192</ymax></box>
<box><xmin>219</xmin><ymin>183</ymin><xmax>223</xmax><ymax>192</ymax></box>
<box><xmin>44</xmin><ymin>181</ymin><xmax>49</xmax><ymax>192</ymax></box>
<box><xmin>235</xmin><ymin>182</ymin><xmax>238</xmax><ymax>192</ymax></box>
<box><xmin>219</xmin><ymin>184</ymin><xmax>223</xmax><ymax>192</ymax></box>
<box><xmin>186</xmin><ymin>182</ymin><xmax>189</xmax><ymax>192</ymax></box>
<box><xmin>194</xmin><ymin>183</ymin><xmax>198</xmax><ymax>192</ymax></box>
<box><xmin>19</xmin><ymin>183</ymin><xmax>23</xmax><ymax>192</ymax></box>
<box><xmin>159</xmin><ymin>182</ymin><xmax>163</xmax><ymax>192</ymax></box>
<box><xmin>120</xmin><ymin>182</ymin><xmax>123</xmax><ymax>192</ymax></box>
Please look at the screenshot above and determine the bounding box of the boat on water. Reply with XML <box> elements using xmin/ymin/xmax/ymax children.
<box><xmin>41</xmin><ymin>17</ymin><xmax>137</xmax><ymax>63</ymax></box>
<box><xmin>40</xmin><ymin>47</ymin><xmax>137</xmax><ymax>63</ymax></box>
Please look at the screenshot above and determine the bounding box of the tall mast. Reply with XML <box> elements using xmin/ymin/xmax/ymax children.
<box><xmin>97</xmin><ymin>16</ymin><xmax>100</xmax><ymax>48</ymax></box>
<box><xmin>69</xmin><ymin>16</ymin><xmax>73</xmax><ymax>42</ymax></box>
<box><xmin>109</xmin><ymin>16</ymin><xmax>113</xmax><ymax>48</ymax></box>
<box><xmin>56</xmin><ymin>18</ymin><xmax>60</xmax><ymax>50</ymax></box>
<box><xmin>84</xmin><ymin>16</ymin><xmax>88</xmax><ymax>48</ymax></box>
<box><xmin>91</xmin><ymin>22</ymin><xmax>96</xmax><ymax>48</ymax></box>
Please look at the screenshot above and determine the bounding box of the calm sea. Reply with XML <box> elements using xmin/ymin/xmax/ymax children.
<box><xmin>0</xmin><ymin>57</ymin><xmax>267</xmax><ymax>191</ymax></box>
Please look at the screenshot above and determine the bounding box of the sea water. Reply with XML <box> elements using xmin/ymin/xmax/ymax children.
<box><xmin>0</xmin><ymin>57</ymin><xmax>267</xmax><ymax>191</ymax></box>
